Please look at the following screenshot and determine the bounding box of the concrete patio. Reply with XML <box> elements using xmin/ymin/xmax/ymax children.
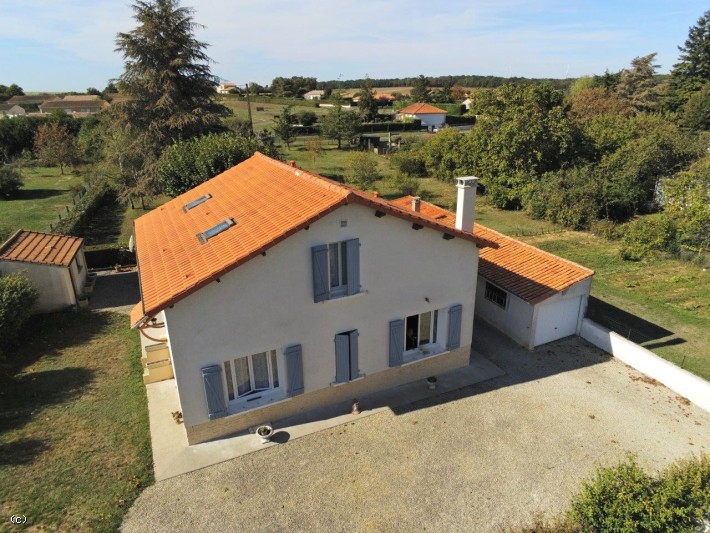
<box><xmin>146</xmin><ymin>351</ymin><xmax>505</xmax><ymax>481</ymax></box>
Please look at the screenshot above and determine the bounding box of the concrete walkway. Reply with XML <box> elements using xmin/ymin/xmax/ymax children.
<box><xmin>147</xmin><ymin>352</ymin><xmax>504</xmax><ymax>481</ymax></box>
<box><xmin>88</xmin><ymin>270</ymin><xmax>140</xmax><ymax>315</ymax></box>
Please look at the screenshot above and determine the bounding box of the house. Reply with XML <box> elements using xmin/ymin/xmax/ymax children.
<box><xmin>462</xmin><ymin>98</ymin><xmax>472</xmax><ymax>111</ymax></box>
<box><xmin>390</xmin><ymin>197</ymin><xmax>594</xmax><ymax>349</ymax></box>
<box><xmin>303</xmin><ymin>90</ymin><xmax>325</xmax><ymax>100</ymax></box>
<box><xmin>396</xmin><ymin>102</ymin><xmax>448</xmax><ymax>130</ymax></box>
<box><xmin>7</xmin><ymin>94</ymin><xmax>59</xmax><ymax>112</ymax></box>
<box><xmin>130</xmin><ymin>153</ymin><xmax>484</xmax><ymax>444</ymax></box>
<box><xmin>217</xmin><ymin>82</ymin><xmax>238</xmax><ymax>94</ymax></box>
<box><xmin>0</xmin><ymin>103</ymin><xmax>26</xmax><ymax>117</ymax></box>
<box><xmin>0</xmin><ymin>230</ymin><xmax>90</xmax><ymax>313</ymax></box>
<box><xmin>39</xmin><ymin>95</ymin><xmax>108</xmax><ymax>115</ymax></box>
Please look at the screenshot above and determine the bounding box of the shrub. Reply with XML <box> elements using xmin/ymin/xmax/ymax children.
<box><xmin>589</xmin><ymin>218</ymin><xmax>622</xmax><ymax>240</ymax></box>
<box><xmin>619</xmin><ymin>214</ymin><xmax>678</xmax><ymax>261</ymax></box>
<box><xmin>0</xmin><ymin>165</ymin><xmax>23</xmax><ymax>199</ymax></box>
<box><xmin>391</xmin><ymin>150</ymin><xmax>427</xmax><ymax>177</ymax></box>
<box><xmin>391</xmin><ymin>173</ymin><xmax>420</xmax><ymax>196</ymax></box>
<box><xmin>296</xmin><ymin>110</ymin><xmax>318</xmax><ymax>126</ymax></box>
<box><xmin>345</xmin><ymin>151</ymin><xmax>381</xmax><ymax>189</ymax></box>
<box><xmin>571</xmin><ymin>454</ymin><xmax>710</xmax><ymax>533</ymax></box>
<box><xmin>52</xmin><ymin>179</ymin><xmax>110</xmax><ymax>236</ymax></box>
<box><xmin>0</xmin><ymin>271</ymin><xmax>38</xmax><ymax>360</ymax></box>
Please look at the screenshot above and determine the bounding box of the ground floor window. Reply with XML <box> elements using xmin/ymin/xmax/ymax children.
<box><xmin>484</xmin><ymin>281</ymin><xmax>508</xmax><ymax>309</ymax></box>
<box><xmin>224</xmin><ymin>350</ymin><xmax>279</xmax><ymax>401</ymax></box>
<box><xmin>405</xmin><ymin>310</ymin><xmax>438</xmax><ymax>350</ymax></box>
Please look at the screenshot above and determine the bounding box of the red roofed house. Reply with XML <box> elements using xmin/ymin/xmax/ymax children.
<box><xmin>131</xmin><ymin>153</ymin><xmax>484</xmax><ymax>444</ymax></box>
<box><xmin>396</xmin><ymin>102</ymin><xmax>448</xmax><ymax>130</ymax></box>
<box><xmin>390</xmin><ymin>197</ymin><xmax>594</xmax><ymax>350</ymax></box>
<box><xmin>0</xmin><ymin>230</ymin><xmax>89</xmax><ymax>312</ymax></box>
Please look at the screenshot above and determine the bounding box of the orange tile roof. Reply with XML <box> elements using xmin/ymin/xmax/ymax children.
<box><xmin>131</xmin><ymin>153</ymin><xmax>485</xmax><ymax>327</ymax></box>
<box><xmin>397</xmin><ymin>102</ymin><xmax>448</xmax><ymax>115</ymax></box>
<box><xmin>0</xmin><ymin>230</ymin><xmax>83</xmax><ymax>267</ymax></box>
<box><xmin>390</xmin><ymin>197</ymin><xmax>594</xmax><ymax>304</ymax></box>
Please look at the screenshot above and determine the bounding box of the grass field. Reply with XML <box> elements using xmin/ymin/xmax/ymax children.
<box><xmin>0</xmin><ymin>167</ymin><xmax>84</xmax><ymax>240</ymax></box>
<box><xmin>0</xmin><ymin>311</ymin><xmax>153</xmax><ymax>532</ymax></box>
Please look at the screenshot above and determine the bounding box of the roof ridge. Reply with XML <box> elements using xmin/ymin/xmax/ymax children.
<box><xmin>252</xmin><ymin>152</ymin><xmax>351</xmax><ymax>197</ymax></box>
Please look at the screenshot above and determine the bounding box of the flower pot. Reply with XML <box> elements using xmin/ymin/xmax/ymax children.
<box><xmin>426</xmin><ymin>376</ymin><xmax>438</xmax><ymax>390</ymax></box>
<box><xmin>256</xmin><ymin>424</ymin><xmax>273</xmax><ymax>444</ymax></box>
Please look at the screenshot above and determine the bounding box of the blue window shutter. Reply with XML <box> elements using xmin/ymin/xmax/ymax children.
<box><xmin>312</xmin><ymin>244</ymin><xmax>329</xmax><ymax>303</ymax></box>
<box><xmin>201</xmin><ymin>365</ymin><xmax>227</xmax><ymax>420</ymax></box>
<box><xmin>345</xmin><ymin>238</ymin><xmax>360</xmax><ymax>296</ymax></box>
<box><xmin>348</xmin><ymin>330</ymin><xmax>359</xmax><ymax>379</ymax></box>
<box><xmin>284</xmin><ymin>344</ymin><xmax>304</xmax><ymax>396</ymax></box>
<box><xmin>447</xmin><ymin>304</ymin><xmax>463</xmax><ymax>349</ymax></box>
<box><xmin>389</xmin><ymin>319</ymin><xmax>404</xmax><ymax>367</ymax></box>
<box><xmin>335</xmin><ymin>334</ymin><xmax>350</xmax><ymax>383</ymax></box>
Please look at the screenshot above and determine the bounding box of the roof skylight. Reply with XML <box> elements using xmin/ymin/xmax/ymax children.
<box><xmin>197</xmin><ymin>218</ymin><xmax>235</xmax><ymax>244</ymax></box>
<box><xmin>183</xmin><ymin>193</ymin><xmax>212</xmax><ymax>212</ymax></box>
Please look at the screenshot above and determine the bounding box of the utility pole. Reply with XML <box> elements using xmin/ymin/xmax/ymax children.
<box><xmin>245</xmin><ymin>83</ymin><xmax>254</xmax><ymax>136</ymax></box>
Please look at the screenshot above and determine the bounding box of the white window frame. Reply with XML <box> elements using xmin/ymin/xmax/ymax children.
<box><xmin>484</xmin><ymin>281</ymin><xmax>508</xmax><ymax>309</ymax></box>
<box><xmin>403</xmin><ymin>309</ymin><xmax>441</xmax><ymax>359</ymax></box>
<box><xmin>327</xmin><ymin>241</ymin><xmax>349</xmax><ymax>298</ymax></box>
<box><xmin>223</xmin><ymin>350</ymin><xmax>281</xmax><ymax>407</ymax></box>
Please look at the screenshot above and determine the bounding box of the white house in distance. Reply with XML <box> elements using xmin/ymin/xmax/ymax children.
<box><xmin>216</xmin><ymin>82</ymin><xmax>238</xmax><ymax>94</ymax></box>
<box><xmin>131</xmin><ymin>153</ymin><xmax>484</xmax><ymax>444</ymax></box>
<box><xmin>0</xmin><ymin>230</ymin><xmax>89</xmax><ymax>313</ymax></box>
<box><xmin>390</xmin><ymin>197</ymin><xmax>594</xmax><ymax>350</ymax></box>
<box><xmin>0</xmin><ymin>103</ymin><xmax>26</xmax><ymax>117</ymax></box>
<box><xmin>39</xmin><ymin>95</ymin><xmax>108</xmax><ymax>115</ymax></box>
<box><xmin>303</xmin><ymin>89</ymin><xmax>325</xmax><ymax>100</ymax></box>
<box><xmin>396</xmin><ymin>102</ymin><xmax>448</xmax><ymax>130</ymax></box>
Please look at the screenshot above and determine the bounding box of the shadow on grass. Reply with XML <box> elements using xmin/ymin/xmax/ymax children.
<box><xmin>13</xmin><ymin>188</ymin><xmax>67</xmax><ymax>201</ymax></box>
<box><xmin>82</xmin><ymin>192</ymin><xmax>125</xmax><ymax>246</ymax></box>
<box><xmin>587</xmin><ymin>296</ymin><xmax>681</xmax><ymax>345</ymax></box>
<box><xmin>0</xmin><ymin>438</ymin><xmax>49</xmax><ymax>465</ymax></box>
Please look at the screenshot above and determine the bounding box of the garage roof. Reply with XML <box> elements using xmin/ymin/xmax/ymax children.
<box><xmin>0</xmin><ymin>230</ymin><xmax>83</xmax><ymax>267</ymax></box>
<box><xmin>390</xmin><ymin>197</ymin><xmax>594</xmax><ymax>304</ymax></box>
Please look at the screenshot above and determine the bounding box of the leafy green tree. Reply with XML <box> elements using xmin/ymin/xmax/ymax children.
<box><xmin>112</xmin><ymin>0</ymin><xmax>229</xmax><ymax>198</ymax></box>
<box><xmin>345</xmin><ymin>151</ymin><xmax>381</xmax><ymax>189</ymax></box>
<box><xmin>663</xmin><ymin>154</ymin><xmax>710</xmax><ymax>252</ymax></box>
<box><xmin>411</xmin><ymin>74</ymin><xmax>430</xmax><ymax>102</ymax></box>
<box><xmin>592</xmin><ymin>69</ymin><xmax>622</xmax><ymax>91</ymax></box>
<box><xmin>0</xmin><ymin>272</ymin><xmax>38</xmax><ymax>362</ymax></box>
<box><xmin>0</xmin><ymin>165</ymin><xmax>23</xmax><ymax>199</ymax></box>
<box><xmin>272</xmin><ymin>106</ymin><xmax>296</xmax><ymax>148</ymax></box>
<box><xmin>668</xmin><ymin>9</ymin><xmax>710</xmax><ymax>110</ymax></box>
<box><xmin>76</xmin><ymin>114</ymin><xmax>106</xmax><ymax>163</ymax></box>
<box><xmin>305</xmin><ymin>137</ymin><xmax>323</xmax><ymax>165</ymax></box>
<box><xmin>568</xmin><ymin>87</ymin><xmax>632</xmax><ymax>125</ymax></box>
<box><xmin>568</xmin><ymin>76</ymin><xmax>596</xmax><ymax>95</ymax></box>
<box><xmin>296</xmin><ymin>110</ymin><xmax>318</xmax><ymax>127</ymax></box>
<box><xmin>682</xmin><ymin>82</ymin><xmax>710</xmax><ymax>131</ymax></box>
<box><xmin>421</xmin><ymin>127</ymin><xmax>476</xmax><ymax>181</ymax></box>
<box><xmin>158</xmin><ymin>132</ymin><xmax>277</xmax><ymax>196</ymax></box>
<box><xmin>356</xmin><ymin>77</ymin><xmax>379</xmax><ymax>122</ymax></box>
<box><xmin>617</xmin><ymin>53</ymin><xmax>661</xmax><ymax>112</ymax></box>
<box><xmin>33</xmin><ymin>122</ymin><xmax>77</xmax><ymax>174</ymax></box>
<box><xmin>321</xmin><ymin>106</ymin><xmax>360</xmax><ymax>149</ymax></box>
<box><xmin>86</xmin><ymin>87</ymin><xmax>102</xmax><ymax>96</ymax></box>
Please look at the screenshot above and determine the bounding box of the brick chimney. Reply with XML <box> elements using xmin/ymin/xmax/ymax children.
<box><xmin>288</xmin><ymin>160</ymin><xmax>297</xmax><ymax>167</ymax></box>
<box><xmin>455</xmin><ymin>177</ymin><xmax>479</xmax><ymax>232</ymax></box>
<box><xmin>412</xmin><ymin>196</ymin><xmax>421</xmax><ymax>212</ymax></box>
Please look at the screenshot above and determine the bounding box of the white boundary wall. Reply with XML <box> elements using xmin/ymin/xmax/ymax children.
<box><xmin>580</xmin><ymin>318</ymin><xmax>710</xmax><ymax>413</ymax></box>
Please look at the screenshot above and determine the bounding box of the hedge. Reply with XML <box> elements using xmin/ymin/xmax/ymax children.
<box><xmin>222</xmin><ymin>95</ymin><xmax>320</xmax><ymax>108</ymax></box>
<box><xmin>83</xmin><ymin>244</ymin><xmax>136</xmax><ymax>269</ymax></box>
<box><xmin>0</xmin><ymin>271</ymin><xmax>38</xmax><ymax>359</ymax></box>
<box><xmin>445</xmin><ymin>115</ymin><xmax>477</xmax><ymax>125</ymax></box>
<box><xmin>51</xmin><ymin>180</ymin><xmax>110</xmax><ymax>236</ymax></box>
<box><xmin>359</xmin><ymin>120</ymin><xmax>422</xmax><ymax>133</ymax></box>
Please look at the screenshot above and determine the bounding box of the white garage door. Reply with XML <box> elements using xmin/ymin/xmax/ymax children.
<box><xmin>533</xmin><ymin>296</ymin><xmax>582</xmax><ymax>347</ymax></box>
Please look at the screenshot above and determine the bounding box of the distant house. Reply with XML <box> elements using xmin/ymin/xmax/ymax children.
<box><xmin>303</xmin><ymin>90</ymin><xmax>325</xmax><ymax>100</ymax></box>
<box><xmin>8</xmin><ymin>95</ymin><xmax>58</xmax><ymax>106</ymax></box>
<box><xmin>217</xmin><ymin>82</ymin><xmax>238</xmax><ymax>94</ymax></box>
<box><xmin>0</xmin><ymin>230</ymin><xmax>90</xmax><ymax>313</ymax></box>
<box><xmin>396</xmin><ymin>102</ymin><xmax>448</xmax><ymax>130</ymax></box>
<box><xmin>462</xmin><ymin>98</ymin><xmax>472</xmax><ymax>111</ymax></box>
<box><xmin>390</xmin><ymin>197</ymin><xmax>594</xmax><ymax>349</ymax></box>
<box><xmin>39</xmin><ymin>95</ymin><xmax>108</xmax><ymax>115</ymax></box>
<box><xmin>0</xmin><ymin>103</ymin><xmax>26</xmax><ymax>117</ymax></box>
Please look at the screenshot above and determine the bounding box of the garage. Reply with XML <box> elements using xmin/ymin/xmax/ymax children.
<box><xmin>473</xmin><ymin>225</ymin><xmax>594</xmax><ymax>350</ymax></box>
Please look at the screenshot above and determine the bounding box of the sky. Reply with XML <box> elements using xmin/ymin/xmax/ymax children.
<box><xmin>1</xmin><ymin>0</ymin><xmax>707</xmax><ymax>92</ymax></box>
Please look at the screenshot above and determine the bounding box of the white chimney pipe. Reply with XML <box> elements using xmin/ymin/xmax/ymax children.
<box><xmin>455</xmin><ymin>177</ymin><xmax>479</xmax><ymax>232</ymax></box>
<box><xmin>412</xmin><ymin>196</ymin><xmax>421</xmax><ymax>212</ymax></box>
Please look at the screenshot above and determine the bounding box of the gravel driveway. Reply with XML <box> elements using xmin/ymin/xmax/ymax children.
<box><xmin>122</xmin><ymin>322</ymin><xmax>710</xmax><ymax>533</ymax></box>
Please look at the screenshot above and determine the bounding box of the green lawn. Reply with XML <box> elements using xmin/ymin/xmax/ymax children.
<box><xmin>0</xmin><ymin>311</ymin><xmax>153</xmax><ymax>532</ymax></box>
<box><xmin>0</xmin><ymin>167</ymin><xmax>84</xmax><ymax>240</ymax></box>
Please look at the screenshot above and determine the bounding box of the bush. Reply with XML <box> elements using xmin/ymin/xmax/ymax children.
<box><xmin>391</xmin><ymin>173</ymin><xmax>420</xmax><ymax>196</ymax></box>
<box><xmin>0</xmin><ymin>271</ymin><xmax>38</xmax><ymax>360</ymax></box>
<box><xmin>589</xmin><ymin>218</ymin><xmax>622</xmax><ymax>240</ymax></box>
<box><xmin>571</xmin><ymin>454</ymin><xmax>710</xmax><ymax>533</ymax></box>
<box><xmin>0</xmin><ymin>165</ymin><xmax>23</xmax><ymax>199</ymax></box>
<box><xmin>52</xmin><ymin>179</ymin><xmax>110</xmax><ymax>236</ymax></box>
<box><xmin>345</xmin><ymin>151</ymin><xmax>381</xmax><ymax>189</ymax></box>
<box><xmin>84</xmin><ymin>244</ymin><xmax>136</xmax><ymax>268</ymax></box>
<box><xmin>296</xmin><ymin>110</ymin><xmax>318</xmax><ymax>126</ymax></box>
<box><xmin>619</xmin><ymin>215</ymin><xmax>678</xmax><ymax>261</ymax></box>
<box><xmin>391</xmin><ymin>150</ymin><xmax>427</xmax><ymax>177</ymax></box>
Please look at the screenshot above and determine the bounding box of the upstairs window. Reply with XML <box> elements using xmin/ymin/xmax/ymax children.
<box><xmin>312</xmin><ymin>239</ymin><xmax>360</xmax><ymax>302</ymax></box>
<box><xmin>484</xmin><ymin>281</ymin><xmax>507</xmax><ymax>309</ymax></box>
